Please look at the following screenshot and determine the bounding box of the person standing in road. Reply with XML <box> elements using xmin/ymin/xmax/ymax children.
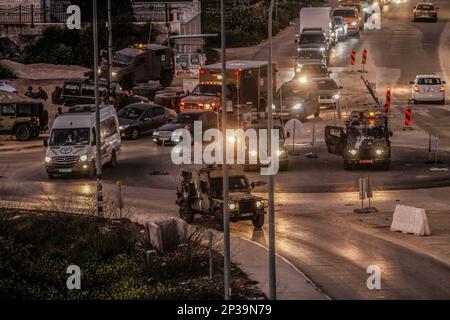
<box><xmin>51</xmin><ymin>86</ymin><xmax>62</xmax><ymax>105</ymax></box>
<box><xmin>37</xmin><ymin>87</ymin><xmax>48</xmax><ymax>101</ymax></box>
<box><xmin>55</xmin><ymin>107</ymin><xmax>63</xmax><ymax>118</ymax></box>
<box><xmin>25</xmin><ymin>86</ymin><xmax>34</xmax><ymax>98</ymax></box>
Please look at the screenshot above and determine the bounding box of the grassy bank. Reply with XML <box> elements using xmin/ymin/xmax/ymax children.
<box><xmin>0</xmin><ymin>209</ymin><xmax>264</xmax><ymax>300</ymax></box>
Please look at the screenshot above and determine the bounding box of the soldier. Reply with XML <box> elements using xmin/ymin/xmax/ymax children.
<box><xmin>25</xmin><ymin>86</ymin><xmax>34</xmax><ymax>98</ymax></box>
<box><xmin>37</xmin><ymin>87</ymin><xmax>48</xmax><ymax>101</ymax></box>
<box><xmin>51</xmin><ymin>86</ymin><xmax>62</xmax><ymax>105</ymax></box>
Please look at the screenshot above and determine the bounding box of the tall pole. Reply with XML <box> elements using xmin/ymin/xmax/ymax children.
<box><xmin>267</xmin><ymin>0</ymin><xmax>277</xmax><ymax>300</ymax></box>
<box><xmin>93</xmin><ymin>0</ymin><xmax>103</xmax><ymax>217</ymax></box>
<box><xmin>221</xmin><ymin>0</ymin><xmax>231</xmax><ymax>301</ymax></box>
<box><xmin>107</xmin><ymin>0</ymin><xmax>113</xmax><ymax>103</ymax></box>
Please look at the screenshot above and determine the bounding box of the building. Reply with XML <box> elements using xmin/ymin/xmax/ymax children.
<box><xmin>132</xmin><ymin>0</ymin><xmax>202</xmax><ymax>51</ymax></box>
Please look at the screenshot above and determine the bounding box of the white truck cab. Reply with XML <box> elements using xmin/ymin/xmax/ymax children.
<box><xmin>44</xmin><ymin>104</ymin><xmax>121</xmax><ymax>178</ymax></box>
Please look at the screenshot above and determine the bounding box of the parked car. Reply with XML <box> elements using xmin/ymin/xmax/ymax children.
<box><xmin>0</xmin><ymin>82</ymin><xmax>17</xmax><ymax>93</ymax></box>
<box><xmin>410</xmin><ymin>74</ymin><xmax>445</xmax><ymax>104</ymax></box>
<box><xmin>118</xmin><ymin>103</ymin><xmax>176</xmax><ymax>139</ymax></box>
<box><xmin>152</xmin><ymin>110</ymin><xmax>218</xmax><ymax>145</ymax></box>
<box><xmin>296</xmin><ymin>29</ymin><xmax>330</xmax><ymax>53</ymax></box>
<box><xmin>0</xmin><ymin>92</ymin><xmax>48</xmax><ymax>141</ymax></box>
<box><xmin>273</xmin><ymin>78</ymin><xmax>320</xmax><ymax>121</ymax></box>
<box><xmin>312</xmin><ymin>77</ymin><xmax>342</xmax><ymax>109</ymax></box>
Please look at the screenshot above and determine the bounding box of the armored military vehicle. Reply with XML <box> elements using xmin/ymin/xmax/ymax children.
<box><xmin>325</xmin><ymin>110</ymin><xmax>392</xmax><ymax>169</ymax></box>
<box><xmin>176</xmin><ymin>166</ymin><xmax>267</xmax><ymax>229</ymax></box>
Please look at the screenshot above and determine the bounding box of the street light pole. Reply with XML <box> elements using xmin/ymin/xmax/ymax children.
<box><xmin>221</xmin><ymin>0</ymin><xmax>231</xmax><ymax>301</ymax></box>
<box><xmin>107</xmin><ymin>0</ymin><xmax>113</xmax><ymax>103</ymax></box>
<box><xmin>93</xmin><ymin>0</ymin><xmax>103</xmax><ymax>217</ymax></box>
<box><xmin>267</xmin><ymin>0</ymin><xmax>277</xmax><ymax>300</ymax></box>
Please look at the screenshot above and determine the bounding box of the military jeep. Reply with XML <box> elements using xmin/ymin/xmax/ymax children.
<box><xmin>176</xmin><ymin>166</ymin><xmax>267</xmax><ymax>229</ymax></box>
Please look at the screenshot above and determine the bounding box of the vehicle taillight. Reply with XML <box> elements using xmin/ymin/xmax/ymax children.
<box><xmin>200</xmin><ymin>69</ymin><xmax>206</xmax><ymax>75</ymax></box>
<box><xmin>414</xmin><ymin>85</ymin><xmax>420</xmax><ymax>92</ymax></box>
<box><xmin>440</xmin><ymin>85</ymin><xmax>445</xmax><ymax>92</ymax></box>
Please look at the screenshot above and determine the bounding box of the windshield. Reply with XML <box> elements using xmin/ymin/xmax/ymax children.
<box><xmin>210</xmin><ymin>176</ymin><xmax>249</xmax><ymax>195</ymax></box>
<box><xmin>298</xmin><ymin>50</ymin><xmax>323</xmax><ymax>59</ymax></box>
<box><xmin>117</xmin><ymin>107</ymin><xmax>143</xmax><ymax>120</ymax></box>
<box><xmin>50</xmin><ymin>128</ymin><xmax>90</xmax><ymax>146</ymax></box>
<box><xmin>333</xmin><ymin>10</ymin><xmax>356</xmax><ymax>18</ymax></box>
<box><xmin>192</xmin><ymin>84</ymin><xmax>223</xmax><ymax>96</ymax></box>
<box><xmin>277</xmin><ymin>82</ymin><xmax>308</xmax><ymax>99</ymax></box>
<box><xmin>299</xmin><ymin>34</ymin><xmax>325</xmax><ymax>44</ymax></box>
<box><xmin>173</xmin><ymin>113</ymin><xmax>202</xmax><ymax>124</ymax></box>
<box><xmin>417</xmin><ymin>78</ymin><xmax>441</xmax><ymax>85</ymax></box>
<box><xmin>113</xmin><ymin>53</ymin><xmax>134</xmax><ymax>65</ymax></box>
<box><xmin>315</xmin><ymin>79</ymin><xmax>338</xmax><ymax>90</ymax></box>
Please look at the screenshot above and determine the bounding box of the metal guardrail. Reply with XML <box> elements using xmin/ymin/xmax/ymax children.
<box><xmin>0</xmin><ymin>4</ymin><xmax>69</xmax><ymax>24</ymax></box>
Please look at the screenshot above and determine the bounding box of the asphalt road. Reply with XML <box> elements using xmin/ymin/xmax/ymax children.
<box><xmin>2</xmin><ymin>0</ymin><xmax>450</xmax><ymax>299</ymax></box>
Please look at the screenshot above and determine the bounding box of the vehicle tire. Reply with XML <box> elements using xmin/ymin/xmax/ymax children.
<box><xmin>88</xmin><ymin>161</ymin><xmax>96</xmax><ymax>179</ymax></box>
<box><xmin>179</xmin><ymin>202</ymin><xmax>195</xmax><ymax>224</ymax></box>
<box><xmin>280</xmin><ymin>162</ymin><xmax>289</xmax><ymax>171</ymax></box>
<box><xmin>130</xmin><ymin>127</ymin><xmax>140</xmax><ymax>140</ymax></box>
<box><xmin>214</xmin><ymin>207</ymin><xmax>224</xmax><ymax>231</ymax></box>
<box><xmin>252</xmin><ymin>214</ymin><xmax>265</xmax><ymax>229</ymax></box>
<box><xmin>344</xmin><ymin>161</ymin><xmax>354</xmax><ymax>170</ymax></box>
<box><xmin>15</xmin><ymin>124</ymin><xmax>32</xmax><ymax>141</ymax></box>
<box><xmin>109</xmin><ymin>150</ymin><xmax>117</xmax><ymax>167</ymax></box>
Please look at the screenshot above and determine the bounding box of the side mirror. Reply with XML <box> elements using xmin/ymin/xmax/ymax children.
<box><xmin>442</xmin><ymin>81</ymin><xmax>446</xmax><ymax>84</ymax></box>
<box><xmin>43</xmin><ymin>139</ymin><xmax>48</xmax><ymax>147</ymax></box>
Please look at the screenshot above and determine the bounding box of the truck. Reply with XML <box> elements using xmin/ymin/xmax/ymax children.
<box><xmin>299</xmin><ymin>7</ymin><xmax>337</xmax><ymax>46</ymax></box>
<box><xmin>179</xmin><ymin>60</ymin><xmax>276</xmax><ymax>114</ymax></box>
<box><xmin>325</xmin><ymin>110</ymin><xmax>392</xmax><ymax>169</ymax></box>
<box><xmin>176</xmin><ymin>166</ymin><xmax>268</xmax><ymax>230</ymax></box>
<box><xmin>44</xmin><ymin>104</ymin><xmax>121</xmax><ymax>178</ymax></box>
<box><xmin>61</xmin><ymin>79</ymin><xmax>123</xmax><ymax>107</ymax></box>
<box><xmin>100</xmin><ymin>43</ymin><xmax>174</xmax><ymax>90</ymax></box>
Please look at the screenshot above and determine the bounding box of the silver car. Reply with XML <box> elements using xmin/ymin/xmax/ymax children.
<box><xmin>312</xmin><ymin>77</ymin><xmax>342</xmax><ymax>109</ymax></box>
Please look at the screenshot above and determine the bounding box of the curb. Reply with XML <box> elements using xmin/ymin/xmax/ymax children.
<box><xmin>231</xmin><ymin>234</ymin><xmax>331</xmax><ymax>300</ymax></box>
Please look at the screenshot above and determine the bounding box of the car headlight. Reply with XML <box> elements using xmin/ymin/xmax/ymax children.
<box><xmin>204</xmin><ymin>103</ymin><xmax>211</xmax><ymax>109</ymax></box>
<box><xmin>119</xmin><ymin>124</ymin><xmax>130</xmax><ymax>131</ymax></box>
<box><xmin>271</xmin><ymin>104</ymin><xmax>276</xmax><ymax>110</ymax></box>
<box><xmin>249</xmin><ymin>150</ymin><xmax>257</xmax><ymax>157</ymax></box>
<box><xmin>45</xmin><ymin>156</ymin><xmax>52</xmax><ymax>163</ymax></box>
<box><xmin>276</xmin><ymin>149</ymin><xmax>285</xmax><ymax>156</ymax></box>
<box><xmin>229</xmin><ymin>202</ymin><xmax>237</xmax><ymax>210</ymax></box>
<box><xmin>292</xmin><ymin>103</ymin><xmax>302</xmax><ymax>110</ymax></box>
<box><xmin>333</xmin><ymin>94</ymin><xmax>340</xmax><ymax>100</ymax></box>
<box><xmin>80</xmin><ymin>155</ymin><xmax>88</xmax><ymax>162</ymax></box>
<box><xmin>256</xmin><ymin>200</ymin><xmax>263</xmax><ymax>208</ymax></box>
<box><xmin>320</xmin><ymin>47</ymin><xmax>326</xmax><ymax>52</ymax></box>
<box><xmin>112</xmin><ymin>71</ymin><xmax>117</xmax><ymax>78</ymax></box>
<box><xmin>375</xmin><ymin>149</ymin><xmax>384</xmax><ymax>156</ymax></box>
<box><xmin>153</xmin><ymin>131</ymin><xmax>160</xmax><ymax>136</ymax></box>
<box><xmin>351</xmin><ymin>21</ymin><xmax>357</xmax><ymax>26</ymax></box>
<box><xmin>349</xmin><ymin>149</ymin><xmax>357</xmax><ymax>155</ymax></box>
<box><xmin>299</xmin><ymin>76</ymin><xmax>308</xmax><ymax>84</ymax></box>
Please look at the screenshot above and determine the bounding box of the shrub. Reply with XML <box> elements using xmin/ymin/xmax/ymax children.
<box><xmin>0</xmin><ymin>65</ymin><xmax>15</xmax><ymax>80</ymax></box>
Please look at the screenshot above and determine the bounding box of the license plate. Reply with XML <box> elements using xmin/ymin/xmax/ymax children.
<box><xmin>58</xmin><ymin>168</ymin><xmax>72</xmax><ymax>173</ymax></box>
<box><xmin>359</xmin><ymin>160</ymin><xmax>373</xmax><ymax>164</ymax></box>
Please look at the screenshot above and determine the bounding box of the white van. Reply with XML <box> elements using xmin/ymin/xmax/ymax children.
<box><xmin>44</xmin><ymin>104</ymin><xmax>121</xmax><ymax>178</ymax></box>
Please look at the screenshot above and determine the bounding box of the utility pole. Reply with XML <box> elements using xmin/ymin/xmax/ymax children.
<box><xmin>267</xmin><ymin>0</ymin><xmax>277</xmax><ymax>300</ymax></box>
<box><xmin>221</xmin><ymin>0</ymin><xmax>231</xmax><ymax>301</ymax></box>
<box><xmin>107</xmin><ymin>0</ymin><xmax>113</xmax><ymax>103</ymax></box>
<box><xmin>93</xmin><ymin>0</ymin><xmax>103</xmax><ymax>217</ymax></box>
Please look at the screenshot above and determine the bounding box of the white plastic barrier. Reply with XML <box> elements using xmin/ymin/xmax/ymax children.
<box><xmin>390</xmin><ymin>205</ymin><xmax>431</xmax><ymax>236</ymax></box>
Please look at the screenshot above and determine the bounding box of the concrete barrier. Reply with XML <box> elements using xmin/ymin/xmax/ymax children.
<box><xmin>390</xmin><ymin>205</ymin><xmax>431</xmax><ymax>236</ymax></box>
<box><xmin>145</xmin><ymin>217</ymin><xmax>188</xmax><ymax>252</ymax></box>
